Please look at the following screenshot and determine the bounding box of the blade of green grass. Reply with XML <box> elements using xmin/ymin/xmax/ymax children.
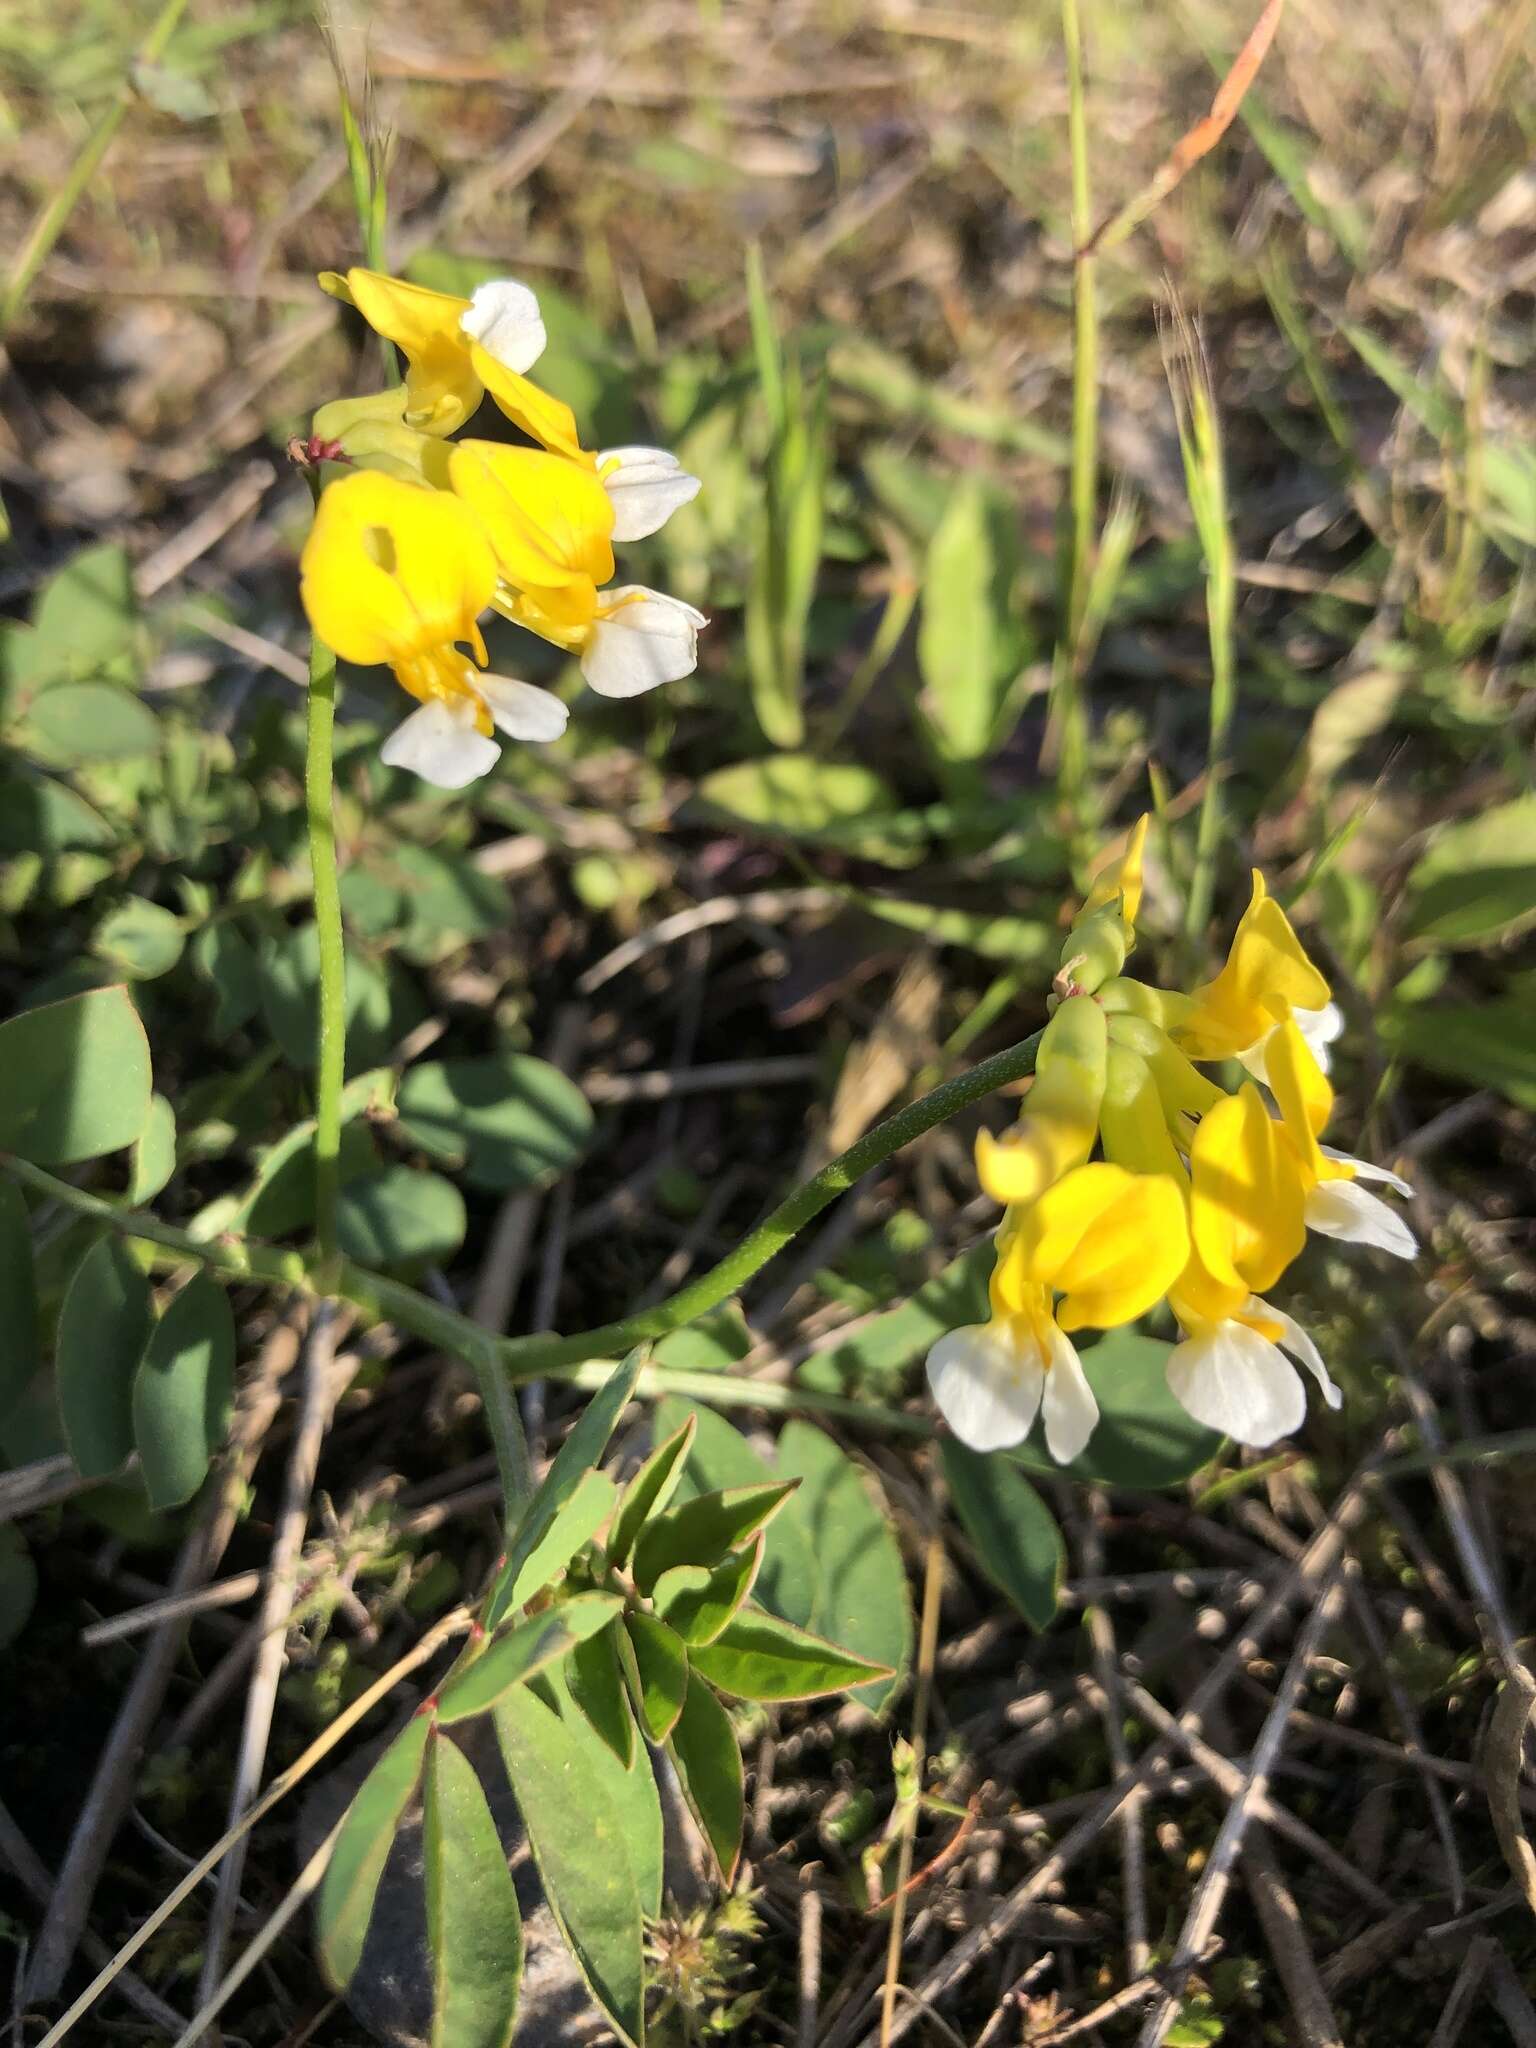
<box><xmin>0</xmin><ymin>0</ymin><xmax>194</xmax><ymax>335</ymax></box>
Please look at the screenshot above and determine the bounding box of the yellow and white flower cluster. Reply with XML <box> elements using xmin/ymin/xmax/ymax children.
<box><xmin>298</xmin><ymin>269</ymin><xmax>703</xmax><ymax>788</ymax></box>
<box><xmin>929</xmin><ymin>819</ymin><xmax>1415</xmax><ymax>1458</ymax></box>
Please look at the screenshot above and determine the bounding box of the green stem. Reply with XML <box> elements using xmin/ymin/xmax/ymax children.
<box><xmin>304</xmin><ymin>639</ymin><xmax>347</xmax><ymax>1268</ymax></box>
<box><xmin>1</xmin><ymin>1025</ymin><xmax>1042</xmax><ymax>1423</ymax></box>
<box><xmin>491</xmin><ymin>1026</ymin><xmax>1045</xmax><ymax>1377</ymax></box>
<box><xmin>0</xmin><ymin>0</ymin><xmax>194</xmax><ymax>334</ymax></box>
<box><xmin>1048</xmin><ymin>0</ymin><xmax>1097</xmax><ymax>813</ymax></box>
<box><xmin>474</xmin><ymin>1335</ymin><xmax>536</xmax><ymax>1515</ymax></box>
<box><xmin>1183</xmin><ymin>424</ymin><xmax>1235</xmax><ymax>942</ymax></box>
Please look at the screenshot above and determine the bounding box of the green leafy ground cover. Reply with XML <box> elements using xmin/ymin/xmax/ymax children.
<box><xmin>0</xmin><ymin>1</ymin><xmax>1533</xmax><ymax>2041</ymax></box>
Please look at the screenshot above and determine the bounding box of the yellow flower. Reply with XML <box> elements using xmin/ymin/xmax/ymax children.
<box><xmin>1004</xmin><ymin>1161</ymin><xmax>1190</xmax><ymax>1333</ymax></box>
<box><xmin>926</xmin><ymin>1162</ymin><xmax>1189</xmax><ymax>1461</ymax></box>
<box><xmin>1081</xmin><ymin>812</ymin><xmax>1150</xmax><ymax>932</ymax></box>
<box><xmin>1097</xmin><ymin>1043</ymin><xmax>1187</xmax><ymax>1182</ymax></box>
<box><xmin>1266</xmin><ymin>1017</ymin><xmax>1417</xmax><ymax>1260</ymax></box>
<box><xmin>447</xmin><ymin>438</ymin><xmax>707</xmax><ymax>699</ymax></box>
<box><xmin>300</xmin><ymin>471</ymin><xmax>567</xmax><ymax>787</ymax></box>
<box><xmin>1172</xmin><ymin>870</ymin><xmax>1335</xmax><ymax>1067</ymax></box>
<box><xmin>1187</xmin><ymin>1080</ymin><xmax>1307</xmax><ymax>1296</ymax></box>
<box><xmin>976</xmin><ymin>994</ymin><xmax>1105</xmax><ymax>1207</ymax></box>
<box><xmin>319</xmin><ymin>266</ymin><xmax>580</xmax><ymax>452</ymax></box>
<box><xmin>447</xmin><ymin>441</ymin><xmax>616</xmax><ymax>602</ymax></box>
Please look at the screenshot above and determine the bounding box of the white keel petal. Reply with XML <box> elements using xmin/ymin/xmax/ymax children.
<box><xmin>1306</xmin><ymin>1177</ymin><xmax>1418</xmax><ymax>1259</ymax></box>
<box><xmin>460</xmin><ymin>280</ymin><xmax>546</xmax><ymax>373</ymax></box>
<box><xmin>599</xmin><ymin>446</ymin><xmax>703</xmax><ymax>541</ymax></box>
<box><xmin>926</xmin><ymin>1324</ymin><xmax>1044</xmax><ymax>1453</ymax></box>
<box><xmin>1040</xmin><ymin>1323</ymin><xmax>1100</xmax><ymax>1464</ymax></box>
<box><xmin>581</xmin><ymin>586</ymin><xmax>706</xmax><ymax>698</ymax></box>
<box><xmin>478</xmin><ymin>672</ymin><xmax>570</xmax><ymax>743</ymax></box>
<box><xmin>1166</xmin><ymin>1321</ymin><xmax>1306</xmax><ymax>1448</ymax></box>
<box><xmin>380</xmin><ymin>701</ymin><xmax>500</xmax><ymax>788</ymax></box>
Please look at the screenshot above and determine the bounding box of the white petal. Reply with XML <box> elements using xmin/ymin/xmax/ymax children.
<box><xmin>1039</xmin><ymin>1323</ymin><xmax>1100</xmax><ymax>1465</ymax></box>
<box><xmin>1321</xmin><ymin>1145</ymin><xmax>1413</xmax><ymax>1198</ymax></box>
<box><xmin>1305</xmin><ymin>1177</ymin><xmax>1418</xmax><ymax>1259</ymax></box>
<box><xmin>581</xmin><ymin>586</ymin><xmax>707</xmax><ymax>699</ymax></box>
<box><xmin>598</xmin><ymin>446</ymin><xmax>703</xmax><ymax>541</ymax></box>
<box><xmin>1297</xmin><ymin>1001</ymin><xmax>1344</xmax><ymax>1072</ymax></box>
<box><xmin>1254</xmin><ymin>1297</ymin><xmax>1343</xmax><ymax>1410</ymax></box>
<box><xmin>1166</xmin><ymin>1321</ymin><xmax>1307</xmax><ymax>1448</ymax></box>
<box><xmin>459</xmin><ymin>280</ymin><xmax>546</xmax><ymax>374</ymax></box>
<box><xmin>477</xmin><ymin>672</ymin><xmax>570</xmax><ymax>743</ymax></box>
<box><xmin>926</xmin><ymin>1324</ymin><xmax>1044</xmax><ymax>1454</ymax></box>
<box><xmin>1238</xmin><ymin>1000</ymin><xmax>1345</xmax><ymax>1086</ymax></box>
<box><xmin>380</xmin><ymin>700</ymin><xmax>500</xmax><ymax>789</ymax></box>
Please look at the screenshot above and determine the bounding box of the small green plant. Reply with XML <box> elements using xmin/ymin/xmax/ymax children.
<box><xmin>646</xmin><ymin>1892</ymin><xmax>764</xmax><ymax>2043</ymax></box>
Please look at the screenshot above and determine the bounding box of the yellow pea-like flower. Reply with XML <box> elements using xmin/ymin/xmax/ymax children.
<box><xmin>1173</xmin><ymin>870</ymin><xmax>1332</xmax><ymax>1064</ymax></box>
<box><xmin>447</xmin><ymin>441</ymin><xmax>616</xmax><ymax>602</ymax></box>
<box><xmin>1081</xmin><ymin>811</ymin><xmax>1150</xmax><ymax>932</ymax></box>
<box><xmin>299</xmin><ymin>471</ymin><xmax>568</xmax><ymax>789</ymax></box>
<box><xmin>1001</xmin><ymin>1160</ymin><xmax>1190</xmax><ymax>1333</ymax></box>
<box><xmin>301</xmin><ymin>468</ymin><xmax>495</xmax><ymax>674</ymax></box>
<box><xmin>1267</xmin><ymin>1015</ymin><xmax>1420</xmax><ymax>1261</ymax></box>
<box><xmin>975</xmin><ymin>994</ymin><xmax>1106</xmax><ymax>1207</ymax></box>
<box><xmin>320</xmin><ymin>266</ymin><xmax>581</xmax><ymax>455</ymax></box>
<box><xmin>1188</xmin><ymin>1080</ymin><xmax>1307</xmax><ymax>1295</ymax></box>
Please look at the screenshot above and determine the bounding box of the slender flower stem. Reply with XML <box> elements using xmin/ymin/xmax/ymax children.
<box><xmin>1176</xmin><ymin>351</ymin><xmax>1236</xmax><ymax>943</ymax></box>
<box><xmin>1185</xmin><ymin>525</ymin><xmax>1235</xmax><ymax>939</ymax></box>
<box><xmin>491</xmin><ymin>1026</ymin><xmax>1045</xmax><ymax>1378</ymax></box>
<box><xmin>1047</xmin><ymin>0</ymin><xmax>1097</xmax><ymax>816</ymax></box>
<box><xmin>303</xmin><ymin>638</ymin><xmax>347</xmax><ymax>1269</ymax></box>
<box><xmin>0</xmin><ymin>1025</ymin><xmax>1043</xmax><ymax>1427</ymax></box>
<box><xmin>302</xmin><ymin>635</ymin><xmax>531</xmax><ymax>1515</ymax></box>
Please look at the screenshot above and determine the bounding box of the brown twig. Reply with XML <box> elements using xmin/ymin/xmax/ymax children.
<box><xmin>1427</xmin><ymin>1936</ymin><xmax>1497</xmax><ymax>2048</ymax></box>
<box><xmin>1077</xmin><ymin>1490</ymin><xmax>1149</xmax><ymax>1975</ymax></box>
<box><xmin>1134</xmin><ymin>1566</ymin><xmax>1349</xmax><ymax>2048</ymax></box>
<box><xmin>854</xmin><ymin>1451</ymin><xmax>1382</xmax><ymax>2048</ymax></box>
<box><xmin>1082</xmin><ymin>0</ymin><xmax>1286</xmax><ymax>255</ymax></box>
<box><xmin>193</xmin><ymin>1307</ymin><xmax>348</xmax><ymax>2038</ymax></box>
<box><xmin>23</xmin><ymin>1316</ymin><xmax>299</xmax><ymax>2001</ymax></box>
<box><xmin>877</xmin><ymin>1532</ymin><xmax>945</xmax><ymax>2048</ymax></box>
<box><xmin>1113</xmin><ymin>1678</ymin><xmax>1392</xmax><ymax>1910</ymax></box>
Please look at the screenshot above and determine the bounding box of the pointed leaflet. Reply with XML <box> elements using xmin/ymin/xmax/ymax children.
<box><xmin>687</xmin><ymin>1611</ymin><xmax>894</xmax><ymax>1703</ymax></box>
<box><xmin>623</xmin><ymin>1612</ymin><xmax>689</xmax><ymax>1743</ymax></box>
<box><xmin>317</xmin><ymin>1713</ymin><xmax>433</xmax><ymax>1990</ymax></box>
<box><xmin>652</xmin><ymin>1397</ymin><xmax>819</xmax><ymax>1626</ymax></box>
<box><xmin>131</xmin><ymin>1272</ymin><xmax>236</xmax><ymax>1510</ymax></box>
<box><xmin>655</xmin><ymin>1536</ymin><xmax>763</xmax><ymax>1647</ymax></box>
<box><xmin>567</xmin><ymin>1622</ymin><xmax>637</xmax><ymax>1770</ymax></box>
<box><xmin>668</xmin><ymin>1679</ymin><xmax>744</xmax><ymax>1884</ymax></box>
<box><xmin>0</xmin><ymin>1180</ymin><xmax>38</xmax><ymax>1424</ymax></box>
<box><xmin>777</xmin><ymin>1422</ymin><xmax>912</xmax><ymax>1713</ymax></box>
<box><xmin>494</xmin><ymin>1684</ymin><xmax>647</xmax><ymax>2045</ymax></box>
<box><xmin>0</xmin><ymin>986</ymin><xmax>152</xmax><ymax>1164</ymax></box>
<box><xmin>423</xmin><ymin>1731</ymin><xmax>523</xmax><ymax>2048</ymax></box>
<box><xmin>608</xmin><ymin>1414</ymin><xmax>696</xmax><ymax>1568</ymax></box>
<box><xmin>941</xmin><ymin>1439</ymin><xmax>1063</xmax><ymax>1632</ymax></box>
<box><xmin>437</xmin><ymin>1594</ymin><xmax>622</xmax><ymax>1725</ymax></box>
<box><xmin>631</xmin><ymin>1482</ymin><xmax>798</xmax><ymax>1596</ymax></box>
<box><xmin>544</xmin><ymin>1659</ymin><xmax>664</xmax><ymax>1918</ymax></box>
<box><xmin>486</xmin><ymin>1348</ymin><xmax>642</xmax><ymax>1627</ymax></box>
<box><xmin>56</xmin><ymin>1235</ymin><xmax>152</xmax><ymax>1479</ymax></box>
<box><xmin>504</xmin><ymin>1469</ymin><xmax>616</xmax><ymax>1609</ymax></box>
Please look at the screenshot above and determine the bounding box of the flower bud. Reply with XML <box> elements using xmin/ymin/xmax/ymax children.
<box><xmin>1057</xmin><ymin>902</ymin><xmax>1128</xmax><ymax>995</ymax></box>
<box><xmin>976</xmin><ymin>995</ymin><xmax>1106</xmax><ymax>1207</ymax></box>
